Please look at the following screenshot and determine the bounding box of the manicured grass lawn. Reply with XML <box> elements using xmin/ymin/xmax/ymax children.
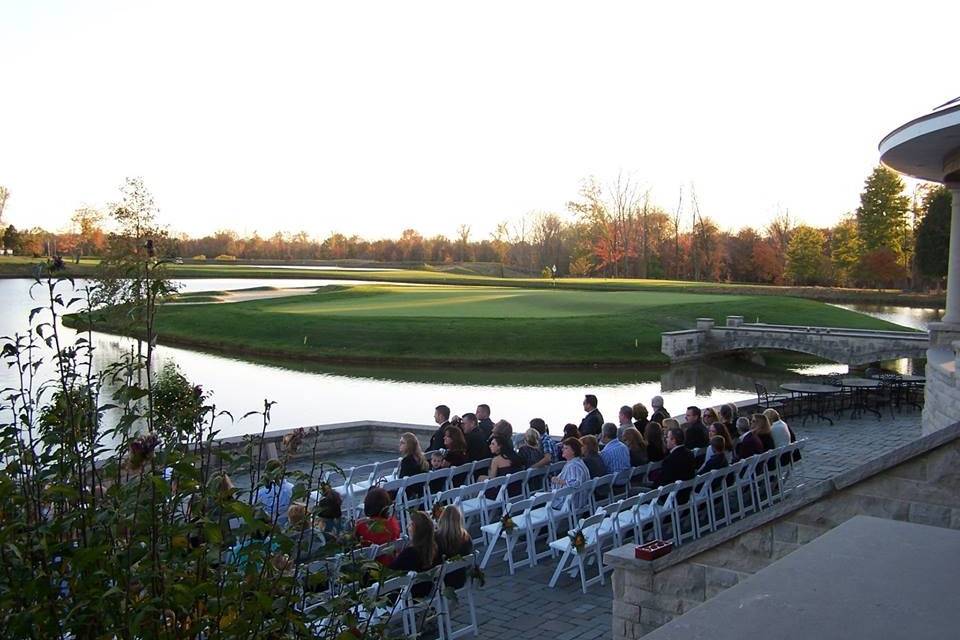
<box><xmin>70</xmin><ymin>284</ymin><xmax>910</xmax><ymax>367</ymax></box>
<box><xmin>2</xmin><ymin>257</ymin><xmax>943</xmax><ymax>307</ymax></box>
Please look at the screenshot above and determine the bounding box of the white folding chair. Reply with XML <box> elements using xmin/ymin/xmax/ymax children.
<box><xmin>404</xmin><ymin>565</ymin><xmax>446</xmax><ymax>638</ymax></box>
<box><xmin>547</xmin><ymin>511</ymin><xmax>614</xmax><ymax>593</ymax></box>
<box><xmin>593</xmin><ymin>473</ymin><xmax>617</xmax><ymax>508</ymax></box>
<box><xmin>601</xmin><ymin>494</ymin><xmax>643</xmax><ymax>547</ymax></box>
<box><xmin>438</xmin><ymin>553</ymin><xmax>480</xmax><ymax>640</ymax></box>
<box><xmin>632</xmin><ymin>486</ymin><xmax>667</xmax><ymax>544</ymax></box>
<box><xmin>479</xmin><ymin>492</ymin><xmax>555</xmax><ymax>573</ymax></box>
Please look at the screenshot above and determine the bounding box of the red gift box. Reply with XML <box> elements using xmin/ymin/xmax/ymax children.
<box><xmin>635</xmin><ymin>540</ymin><xmax>673</xmax><ymax>561</ymax></box>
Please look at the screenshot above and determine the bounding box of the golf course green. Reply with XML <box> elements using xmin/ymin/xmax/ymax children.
<box><xmin>71</xmin><ymin>284</ymin><xmax>911</xmax><ymax>367</ymax></box>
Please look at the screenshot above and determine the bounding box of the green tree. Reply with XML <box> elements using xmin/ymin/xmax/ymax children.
<box><xmin>785</xmin><ymin>225</ymin><xmax>827</xmax><ymax>285</ymax></box>
<box><xmin>855</xmin><ymin>165</ymin><xmax>910</xmax><ymax>259</ymax></box>
<box><xmin>3</xmin><ymin>224</ymin><xmax>18</xmax><ymax>253</ymax></box>
<box><xmin>915</xmin><ymin>185</ymin><xmax>952</xmax><ymax>282</ymax></box>
<box><xmin>830</xmin><ymin>216</ymin><xmax>862</xmax><ymax>286</ymax></box>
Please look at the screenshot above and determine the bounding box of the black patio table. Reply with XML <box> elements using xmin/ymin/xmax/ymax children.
<box><xmin>840</xmin><ymin>377</ymin><xmax>882</xmax><ymax>419</ymax></box>
<box><xmin>780</xmin><ymin>382</ymin><xmax>840</xmax><ymax>425</ymax></box>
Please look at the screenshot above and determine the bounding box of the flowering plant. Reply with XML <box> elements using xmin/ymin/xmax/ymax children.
<box><xmin>500</xmin><ymin>513</ymin><xmax>515</xmax><ymax>533</ymax></box>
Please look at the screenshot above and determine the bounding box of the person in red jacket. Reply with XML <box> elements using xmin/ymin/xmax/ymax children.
<box><xmin>354</xmin><ymin>487</ymin><xmax>401</xmax><ymax>565</ymax></box>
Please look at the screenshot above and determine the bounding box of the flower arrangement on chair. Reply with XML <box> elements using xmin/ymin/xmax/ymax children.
<box><xmin>568</xmin><ymin>528</ymin><xmax>587</xmax><ymax>553</ymax></box>
<box><xmin>500</xmin><ymin>512</ymin><xmax>515</xmax><ymax>533</ymax></box>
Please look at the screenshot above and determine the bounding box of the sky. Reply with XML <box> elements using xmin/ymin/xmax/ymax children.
<box><xmin>0</xmin><ymin>1</ymin><xmax>957</xmax><ymax>241</ymax></box>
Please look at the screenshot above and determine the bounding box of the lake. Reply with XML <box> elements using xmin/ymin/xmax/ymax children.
<box><xmin>0</xmin><ymin>277</ymin><xmax>938</xmax><ymax>438</ymax></box>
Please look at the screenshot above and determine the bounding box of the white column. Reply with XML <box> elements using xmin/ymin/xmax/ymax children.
<box><xmin>944</xmin><ymin>185</ymin><xmax>960</xmax><ymax>325</ymax></box>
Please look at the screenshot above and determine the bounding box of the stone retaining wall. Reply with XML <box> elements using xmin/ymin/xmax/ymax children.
<box><xmin>605</xmin><ymin>419</ymin><xmax>960</xmax><ymax>639</ymax></box>
<box><xmin>213</xmin><ymin>420</ymin><xmax>436</xmax><ymax>463</ymax></box>
<box><xmin>923</xmin><ymin>324</ymin><xmax>960</xmax><ymax>435</ymax></box>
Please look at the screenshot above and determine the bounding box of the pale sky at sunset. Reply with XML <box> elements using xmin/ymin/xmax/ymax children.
<box><xmin>1</xmin><ymin>1</ymin><xmax>956</xmax><ymax>241</ymax></box>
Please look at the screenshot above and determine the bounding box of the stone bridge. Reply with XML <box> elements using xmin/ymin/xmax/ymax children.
<box><xmin>661</xmin><ymin>316</ymin><xmax>929</xmax><ymax>366</ymax></box>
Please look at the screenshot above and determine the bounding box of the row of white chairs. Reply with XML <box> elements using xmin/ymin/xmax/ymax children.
<box><xmin>305</xmin><ymin>552</ymin><xmax>480</xmax><ymax>640</ymax></box>
<box><xmin>545</xmin><ymin>441</ymin><xmax>805</xmax><ymax>592</ymax></box>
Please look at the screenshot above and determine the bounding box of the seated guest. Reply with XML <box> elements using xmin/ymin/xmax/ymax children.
<box><xmin>563</xmin><ymin>423</ymin><xmax>582</xmax><ymax>440</ymax></box>
<box><xmin>699</xmin><ymin>436</ymin><xmax>730</xmax><ymax>474</ymax></box>
<box><xmin>735</xmin><ymin>417</ymin><xmax>750</xmax><ymax>440</ymax></box>
<box><xmin>617</xmin><ymin>406</ymin><xmax>634</xmax><ymax>439</ymax></box>
<box><xmin>600</xmin><ymin>422</ymin><xmax>631</xmax><ymax>474</ymax></box>
<box><xmin>580</xmin><ymin>435</ymin><xmax>608</xmax><ymax>478</ymax></box>
<box><xmin>752</xmin><ymin>413</ymin><xmax>776</xmax><ymax>451</ymax></box>
<box><xmin>702</xmin><ymin>408</ymin><xmax>720</xmax><ymax>428</ymax></box>
<box><xmin>492</xmin><ymin>419</ymin><xmax>513</xmax><ymax>441</ymax></box>
<box><xmin>442</xmin><ymin>423</ymin><xmax>469</xmax><ymax>467</ymax></box>
<box><xmin>579</xmin><ymin>394</ymin><xmax>604</xmax><ymax>436</ymax></box>
<box><xmin>482</xmin><ymin>435</ymin><xmax>524</xmax><ymax>479</ymax></box>
<box><xmin>650</xmin><ymin>395</ymin><xmax>670</xmax><ymax>424</ymax></box>
<box><xmin>253</xmin><ymin>464</ymin><xmax>295</xmax><ymax>526</ymax></box>
<box><xmin>518</xmin><ymin>429</ymin><xmax>543</xmax><ymax>468</ymax></box>
<box><xmin>763</xmin><ymin>408</ymin><xmax>792</xmax><ymax>449</ymax></box>
<box><xmin>707</xmin><ymin>422</ymin><xmax>734</xmax><ymax>462</ymax></box>
<box><xmin>475</xmin><ymin>404</ymin><xmax>495</xmax><ymax>439</ymax></box>
<box><xmin>659</xmin><ymin>427</ymin><xmax>697</xmax><ymax>487</ymax></box>
<box><xmin>286</xmin><ymin>502</ymin><xmax>327</xmax><ymax>563</ymax></box>
<box><xmin>621</xmin><ymin>426</ymin><xmax>649</xmax><ymax>466</ymax></box>
<box><xmin>644</xmin><ymin>422</ymin><xmax>666</xmax><ymax>462</ymax></box>
<box><xmin>398</xmin><ymin>432</ymin><xmax>429</xmax><ymax>478</ymax></box>
<box><xmin>683</xmin><ymin>406</ymin><xmax>710</xmax><ymax>449</ymax></box>
<box><xmin>436</xmin><ymin>505</ymin><xmax>473</xmax><ymax>588</ymax></box>
<box><xmin>529</xmin><ymin>418</ymin><xmax>558</xmax><ymax>468</ymax></box>
<box><xmin>312</xmin><ymin>482</ymin><xmax>345</xmax><ymax>537</ymax></box>
<box><xmin>632</xmin><ymin>402</ymin><xmax>649</xmax><ymax>433</ymax></box>
<box><xmin>719</xmin><ymin>403</ymin><xmax>739</xmax><ymax>441</ymax></box>
<box><xmin>550</xmin><ymin>438</ymin><xmax>591</xmax><ymax>509</ymax></box>
<box><xmin>735</xmin><ymin>415</ymin><xmax>767</xmax><ymax>461</ymax></box>
<box><xmin>429</xmin><ymin>405</ymin><xmax>451</xmax><ymax>452</ymax></box>
<box><xmin>390</xmin><ymin>510</ymin><xmax>440</xmax><ymax>597</ymax></box>
<box><xmin>355</xmin><ymin>487</ymin><xmax>402</xmax><ymax>565</ymax></box>
<box><xmin>462</xmin><ymin>412</ymin><xmax>489</xmax><ymax>462</ymax></box>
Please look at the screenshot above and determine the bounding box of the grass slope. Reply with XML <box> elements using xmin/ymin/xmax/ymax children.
<box><xmin>2</xmin><ymin>256</ymin><xmax>943</xmax><ymax>307</ymax></box>
<box><xmin>70</xmin><ymin>284</ymin><xmax>911</xmax><ymax>367</ymax></box>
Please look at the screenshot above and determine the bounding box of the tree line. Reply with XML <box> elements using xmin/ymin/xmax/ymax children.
<box><xmin>0</xmin><ymin>167</ymin><xmax>950</xmax><ymax>289</ymax></box>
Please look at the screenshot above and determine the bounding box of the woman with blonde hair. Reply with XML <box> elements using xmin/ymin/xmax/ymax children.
<box><xmin>620</xmin><ymin>426</ymin><xmax>649</xmax><ymax>466</ymax></box>
<box><xmin>390</xmin><ymin>510</ymin><xmax>440</xmax><ymax>597</ymax></box>
<box><xmin>436</xmin><ymin>505</ymin><xmax>473</xmax><ymax>588</ymax></box>
<box><xmin>763</xmin><ymin>408</ymin><xmax>792</xmax><ymax>449</ymax></box>
<box><xmin>398</xmin><ymin>432</ymin><xmax>429</xmax><ymax>478</ymax></box>
<box><xmin>751</xmin><ymin>413</ymin><xmax>776</xmax><ymax>451</ymax></box>
<box><xmin>735</xmin><ymin>413</ymin><xmax>770</xmax><ymax>460</ymax></box>
<box><xmin>518</xmin><ymin>428</ymin><xmax>542</xmax><ymax>468</ymax></box>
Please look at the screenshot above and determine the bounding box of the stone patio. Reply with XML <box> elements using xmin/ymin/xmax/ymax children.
<box><xmin>243</xmin><ymin>405</ymin><xmax>925</xmax><ymax>638</ymax></box>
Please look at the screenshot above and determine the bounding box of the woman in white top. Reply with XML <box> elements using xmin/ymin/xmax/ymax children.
<box><xmin>550</xmin><ymin>438</ymin><xmax>590</xmax><ymax>510</ymax></box>
<box><xmin>763</xmin><ymin>408</ymin><xmax>792</xmax><ymax>449</ymax></box>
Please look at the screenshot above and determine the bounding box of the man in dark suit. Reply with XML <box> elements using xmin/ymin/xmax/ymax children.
<box><xmin>659</xmin><ymin>427</ymin><xmax>697</xmax><ymax>485</ymax></box>
<box><xmin>429</xmin><ymin>405</ymin><xmax>450</xmax><ymax>452</ymax></box>
<box><xmin>475</xmin><ymin>404</ymin><xmax>494</xmax><ymax>440</ymax></box>
<box><xmin>462</xmin><ymin>412</ymin><xmax>489</xmax><ymax>462</ymax></box>
<box><xmin>683</xmin><ymin>406</ymin><xmax>709</xmax><ymax>449</ymax></box>
<box><xmin>579</xmin><ymin>394</ymin><xmax>604</xmax><ymax>436</ymax></box>
<box><xmin>650</xmin><ymin>395</ymin><xmax>670</xmax><ymax>424</ymax></box>
<box><xmin>659</xmin><ymin>427</ymin><xmax>697</xmax><ymax>503</ymax></box>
